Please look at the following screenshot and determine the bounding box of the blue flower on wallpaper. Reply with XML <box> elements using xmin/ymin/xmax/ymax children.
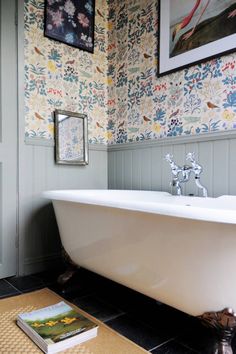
<box><xmin>201</xmin><ymin>59</ymin><xmax>222</xmax><ymax>79</ymax></box>
<box><xmin>48</xmin><ymin>48</ymin><xmax>62</xmax><ymax>62</ymax></box>
<box><xmin>223</xmin><ymin>91</ymin><xmax>236</xmax><ymax>111</ymax></box>
<box><xmin>184</xmin><ymin>94</ymin><xmax>201</xmax><ymax>114</ymax></box>
<box><xmin>201</xmin><ymin>120</ymin><xmax>220</xmax><ymax>133</ymax></box>
<box><xmin>154</xmin><ymin>109</ymin><xmax>165</xmax><ymax>124</ymax></box>
<box><xmin>222</xmin><ymin>76</ymin><xmax>236</xmax><ymax>86</ymax></box>
<box><xmin>167</xmin><ymin>117</ymin><xmax>183</xmax><ymax>137</ymax></box>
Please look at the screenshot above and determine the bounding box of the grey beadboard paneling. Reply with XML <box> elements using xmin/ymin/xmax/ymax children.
<box><xmin>132</xmin><ymin>149</ymin><xmax>141</xmax><ymax>190</ymax></box>
<box><xmin>198</xmin><ymin>141</ymin><xmax>213</xmax><ymax>197</ymax></box>
<box><xmin>108</xmin><ymin>132</ymin><xmax>236</xmax><ymax>197</ymax></box>
<box><xmin>17</xmin><ymin>0</ymin><xmax>108</xmax><ymax>276</ymax></box>
<box><xmin>151</xmin><ymin>146</ymin><xmax>162</xmax><ymax>191</ymax></box>
<box><xmin>19</xmin><ymin>143</ymin><xmax>108</xmax><ymax>275</ymax></box>
<box><xmin>229</xmin><ymin>139</ymin><xmax>236</xmax><ymax>196</ymax></box>
<box><xmin>116</xmin><ymin>151</ymin><xmax>124</xmax><ymax>190</ymax></box>
<box><xmin>213</xmin><ymin>140</ymin><xmax>229</xmax><ymax>197</ymax></box>
<box><xmin>161</xmin><ymin>144</ymin><xmax>172</xmax><ymax>194</ymax></box>
<box><xmin>124</xmin><ymin>150</ymin><xmax>132</xmax><ymax>190</ymax></box>
<box><xmin>140</xmin><ymin>149</ymin><xmax>151</xmax><ymax>190</ymax></box>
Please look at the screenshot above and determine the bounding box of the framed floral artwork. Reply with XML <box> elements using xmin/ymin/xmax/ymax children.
<box><xmin>54</xmin><ymin>110</ymin><xmax>89</xmax><ymax>165</ymax></box>
<box><xmin>44</xmin><ymin>0</ymin><xmax>95</xmax><ymax>52</ymax></box>
<box><xmin>158</xmin><ymin>0</ymin><xmax>236</xmax><ymax>76</ymax></box>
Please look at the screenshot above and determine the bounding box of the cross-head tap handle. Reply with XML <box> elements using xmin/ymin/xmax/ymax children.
<box><xmin>164</xmin><ymin>153</ymin><xmax>173</xmax><ymax>162</ymax></box>
<box><xmin>186</xmin><ymin>152</ymin><xmax>195</xmax><ymax>162</ymax></box>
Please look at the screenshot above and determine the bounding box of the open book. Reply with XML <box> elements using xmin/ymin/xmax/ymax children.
<box><xmin>17</xmin><ymin>301</ymin><xmax>98</xmax><ymax>353</ymax></box>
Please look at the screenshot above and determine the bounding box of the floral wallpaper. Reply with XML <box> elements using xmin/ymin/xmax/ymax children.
<box><xmin>106</xmin><ymin>0</ymin><xmax>236</xmax><ymax>144</ymax></box>
<box><xmin>25</xmin><ymin>0</ymin><xmax>109</xmax><ymax>144</ymax></box>
<box><xmin>25</xmin><ymin>0</ymin><xmax>236</xmax><ymax>145</ymax></box>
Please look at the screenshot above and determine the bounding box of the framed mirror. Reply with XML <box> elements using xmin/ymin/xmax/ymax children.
<box><xmin>54</xmin><ymin>109</ymin><xmax>88</xmax><ymax>165</ymax></box>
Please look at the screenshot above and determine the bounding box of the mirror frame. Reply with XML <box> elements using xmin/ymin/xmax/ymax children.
<box><xmin>54</xmin><ymin>109</ymin><xmax>89</xmax><ymax>166</ymax></box>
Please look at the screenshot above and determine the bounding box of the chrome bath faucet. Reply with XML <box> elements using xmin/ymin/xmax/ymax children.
<box><xmin>164</xmin><ymin>152</ymin><xmax>208</xmax><ymax>197</ymax></box>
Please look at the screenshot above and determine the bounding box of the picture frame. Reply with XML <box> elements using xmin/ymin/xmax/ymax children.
<box><xmin>158</xmin><ymin>0</ymin><xmax>236</xmax><ymax>76</ymax></box>
<box><xmin>54</xmin><ymin>109</ymin><xmax>88</xmax><ymax>165</ymax></box>
<box><xmin>44</xmin><ymin>0</ymin><xmax>95</xmax><ymax>53</ymax></box>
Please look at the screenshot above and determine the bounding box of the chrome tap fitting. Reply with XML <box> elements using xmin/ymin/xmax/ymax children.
<box><xmin>164</xmin><ymin>154</ymin><xmax>182</xmax><ymax>177</ymax></box>
<box><xmin>186</xmin><ymin>152</ymin><xmax>202</xmax><ymax>177</ymax></box>
<box><xmin>186</xmin><ymin>152</ymin><xmax>208</xmax><ymax>197</ymax></box>
<box><xmin>165</xmin><ymin>152</ymin><xmax>208</xmax><ymax>197</ymax></box>
<box><xmin>164</xmin><ymin>154</ymin><xmax>185</xmax><ymax>196</ymax></box>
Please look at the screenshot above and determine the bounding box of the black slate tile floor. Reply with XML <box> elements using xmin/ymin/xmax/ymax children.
<box><xmin>73</xmin><ymin>294</ymin><xmax>124</xmax><ymax>322</ymax></box>
<box><xmin>0</xmin><ymin>279</ymin><xmax>20</xmax><ymax>298</ymax></box>
<box><xmin>0</xmin><ymin>268</ymin><xmax>228</xmax><ymax>353</ymax></box>
<box><xmin>6</xmin><ymin>274</ymin><xmax>45</xmax><ymax>292</ymax></box>
<box><xmin>151</xmin><ymin>340</ymin><xmax>198</xmax><ymax>353</ymax></box>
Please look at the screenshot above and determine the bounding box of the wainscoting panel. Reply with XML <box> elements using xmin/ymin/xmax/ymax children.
<box><xmin>19</xmin><ymin>143</ymin><xmax>108</xmax><ymax>275</ymax></box>
<box><xmin>108</xmin><ymin>131</ymin><xmax>236</xmax><ymax>198</ymax></box>
<box><xmin>229</xmin><ymin>139</ymin><xmax>236</xmax><ymax>196</ymax></box>
<box><xmin>17</xmin><ymin>0</ymin><xmax>108</xmax><ymax>276</ymax></box>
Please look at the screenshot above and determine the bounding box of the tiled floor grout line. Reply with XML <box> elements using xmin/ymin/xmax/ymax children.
<box><xmin>4</xmin><ymin>278</ymin><xmax>22</xmax><ymax>293</ymax></box>
<box><xmin>178</xmin><ymin>341</ymin><xmax>200</xmax><ymax>353</ymax></box>
<box><xmin>103</xmin><ymin>312</ymin><xmax>126</xmax><ymax>323</ymax></box>
<box><xmin>148</xmin><ymin>336</ymin><xmax>177</xmax><ymax>352</ymax></box>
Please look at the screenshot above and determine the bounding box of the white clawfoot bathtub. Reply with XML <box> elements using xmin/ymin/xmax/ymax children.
<box><xmin>44</xmin><ymin>190</ymin><xmax>236</xmax><ymax>317</ymax></box>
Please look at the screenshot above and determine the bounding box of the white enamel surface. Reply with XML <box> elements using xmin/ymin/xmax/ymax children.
<box><xmin>44</xmin><ymin>190</ymin><xmax>236</xmax><ymax>316</ymax></box>
<box><xmin>43</xmin><ymin>189</ymin><xmax>236</xmax><ymax>224</ymax></box>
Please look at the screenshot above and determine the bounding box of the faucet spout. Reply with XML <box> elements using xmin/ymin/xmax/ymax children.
<box><xmin>186</xmin><ymin>152</ymin><xmax>208</xmax><ymax>197</ymax></box>
<box><xmin>195</xmin><ymin>177</ymin><xmax>208</xmax><ymax>197</ymax></box>
<box><xmin>171</xmin><ymin>178</ymin><xmax>182</xmax><ymax>196</ymax></box>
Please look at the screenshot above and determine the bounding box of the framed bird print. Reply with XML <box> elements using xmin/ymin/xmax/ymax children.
<box><xmin>54</xmin><ymin>110</ymin><xmax>88</xmax><ymax>165</ymax></box>
<box><xmin>158</xmin><ymin>0</ymin><xmax>236</xmax><ymax>76</ymax></box>
<box><xmin>44</xmin><ymin>0</ymin><xmax>95</xmax><ymax>52</ymax></box>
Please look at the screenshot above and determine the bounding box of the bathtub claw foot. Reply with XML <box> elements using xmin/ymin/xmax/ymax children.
<box><xmin>57</xmin><ymin>247</ymin><xmax>79</xmax><ymax>286</ymax></box>
<box><xmin>198</xmin><ymin>308</ymin><xmax>236</xmax><ymax>354</ymax></box>
<box><xmin>57</xmin><ymin>269</ymin><xmax>78</xmax><ymax>285</ymax></box>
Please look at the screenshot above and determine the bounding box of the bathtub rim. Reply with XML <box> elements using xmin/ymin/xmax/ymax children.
<box><xmin>43</xmin><ymin>189</ymin><xmax>236</xmax><ymax>225</ymax></box>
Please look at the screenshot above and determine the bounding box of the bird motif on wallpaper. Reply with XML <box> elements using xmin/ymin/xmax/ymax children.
<box><xmin>118</xmin><ymin>63</ymin><xmax>125</xmax><ymax>72</ymax></box>
<box><xmin>96</xmin><ymin>66</ymin><xmax>104</xmax><ymax>74</ymax></box>
<box><xmin>118</xmin><ymin>4</ymin><xmax>126</xmax><ymax>14</ymax></box>
<box><xmin>66</xmin><ymin>60</ymin><xmax>75</xmax><ymax>65</ymax></box>
<box><xmin>34</xmin><ymin>47</ymin><xmax>44</xmax><ymax>56</ymax></box>
<box><xmin>143</xmin><ymin>115</ymin><xmax>152</xmax><ymax>122</ymax></box>
<box><xmin>96</xmin><ymin>122</ymin><xmax>104</xmax><ymax>129</ymax></box>
<box><xmin>118</xmin><ymin>121</ymin><xmax>125</xmax><ymax>128</ymax></box>
<box><xmin>143</xmin><ymin>53</ymin><xmax>152</xmax><ymax>59</ymax></box>
<box><xmin>97</xmin><ymin>9</ymin><xmax>104</xmax><ymax>18</ymax></box>
<box><xmin>35</xmin><ymin>112</ymin><xmax>45</xmax><ymax>120</ymax></box>
<box><xmin>169</xmin><ymin>109</ymin><xmax>180</xmax><ymax>119</ymax></box>
<box><xmin>207</xmin><ymin>101</ymin><xmax>219</xmax><ymax>109</ymax></box>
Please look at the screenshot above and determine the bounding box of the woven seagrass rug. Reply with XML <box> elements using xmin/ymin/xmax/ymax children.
<box><xmin>0</xmin><ymin>288</ymin><xmax>149</xmax><ymax>354</ymax></box>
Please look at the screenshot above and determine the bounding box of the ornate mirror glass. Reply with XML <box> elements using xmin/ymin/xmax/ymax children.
<box><xmin>54</xmin><ymin>110</ymin><xmax>88</xmax><ymax>165</ymax></box>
